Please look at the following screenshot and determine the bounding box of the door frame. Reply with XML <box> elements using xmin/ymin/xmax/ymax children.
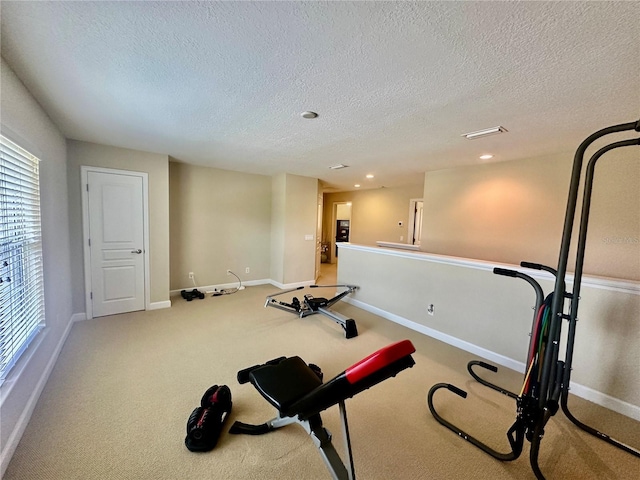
<box><xmin>81</xmin><ymin>166</ymin><xmax>151</xmax><ymax>319</ymax></box>
<box><xmin>408</xmin><ymin>198</ymin><xmax>423</xmax><ymax>245</ymax></box>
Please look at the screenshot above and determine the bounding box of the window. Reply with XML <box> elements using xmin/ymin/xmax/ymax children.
<box><xmin>0</xmin><ymin>134</ymin><xmax>45</xmax><ymax>383</ymax></box>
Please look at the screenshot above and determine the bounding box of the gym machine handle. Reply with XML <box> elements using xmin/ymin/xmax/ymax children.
<box><xmin>520</xmin><ymin>261</ymin><xmax>558</xmax><ymax>277</ymax></box>
<box><xmin>472</xmin><ymin>360</ymin><xmax>498</xmax><ymax>373</ymax></box>
<box><xmin>520</xmin><ymin>261</ymin><xmax>543</xmax><ymax>270</ymax></box>
<box><xmin>493</xmin><ymin>267</ymin><xmax>517</xmax><ymax>277</ymax></box>
<box><xmin>444</xmin><ymin>383</ymin><xmax>467</xmax><ymax>398</ymax></box>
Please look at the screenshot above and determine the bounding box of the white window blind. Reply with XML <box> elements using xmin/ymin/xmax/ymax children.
<box><xmin>0</xmin><ymin>134</ymin><xmax>45</xmax><ymax>383</ymax></box>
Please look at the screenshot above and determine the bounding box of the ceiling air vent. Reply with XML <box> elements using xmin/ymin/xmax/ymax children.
<box><xmin>462</xmin><ymin>126</ymin><xmax>508</xmax><ymax>140</ymax></box>
<box><xmin>329</xmin><ymin>164</ymin><xmax>349</xmax><ymax>170</ymax></box>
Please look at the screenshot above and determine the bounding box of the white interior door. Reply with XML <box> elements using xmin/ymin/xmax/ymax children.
<box><xmin>85</xmin><ymin>169</ymin><xmax>146</xmax><ymax>317</ymax></box>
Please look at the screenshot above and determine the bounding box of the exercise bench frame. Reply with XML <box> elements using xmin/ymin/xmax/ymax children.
<box><xmin>230</xmin><ymin>340</ymin><xmax>416</xmax><ymax>479</ymax></box>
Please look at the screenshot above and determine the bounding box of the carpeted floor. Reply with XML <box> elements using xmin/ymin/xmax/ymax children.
<box><xmin>4</xmin><ymin>283</ymin><xmax>639</xmax><ymax>479</ymax></box>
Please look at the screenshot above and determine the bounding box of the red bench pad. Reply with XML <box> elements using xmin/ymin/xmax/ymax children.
<box><xmin>345</xmin><ymin>339</ymin><xmax>416</xmax><ymax>384</ymax></box>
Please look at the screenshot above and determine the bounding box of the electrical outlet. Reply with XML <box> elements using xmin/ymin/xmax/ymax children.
<box><xmin>245</xmin><ymin>267</ymin><xmax>250</xmax><ymax>274</ymax></box>
<box><xmin>188</xmin><ymin>272</ymin><xmax>194</xmax><ymax>279</ymax></box>
<box><xmin>226</xmin><ymin>269</ymin><xmax>231</xmax><ymax>275</ymax></box>
<box><xmin>427</xmin><ymin>304</ymin><xmax>435</xmax><ymax>316</ymax></box>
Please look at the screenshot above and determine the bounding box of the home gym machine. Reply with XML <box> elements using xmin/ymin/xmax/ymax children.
<box><xmin>265</xmin><ymin>284</ymin><xmax>359</xmax><ymax>338</ymax></box>
<box><xmin>229</xmin><ymin>339</ymin><xmax>416</xmax><ymax>479</ymax></box>
<box><xmin>428</xmin><ymin>119</ymin><xmax>640</xmax><ymax>479</ymax></box>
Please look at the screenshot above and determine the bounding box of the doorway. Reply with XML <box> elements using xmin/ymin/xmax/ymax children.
<box><xmin>81</xmin><ymin>167</ymin><xmax>150</xmax><ymax>318</ymax></box>
<box><xmin>331</xmin><ymin>202</ymin><xmax>352</xmax><ymax>262</ymax></box>
<box><xmin>315</xmin><ymin>192</ymin><xmax>323</xmax><ymax>282</ymax></box>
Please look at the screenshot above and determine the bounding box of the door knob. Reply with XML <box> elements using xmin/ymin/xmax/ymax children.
<box><xmin>131</xmin><ymin>249</ymin><xmax>142</xmax><ymax>254</ymax></box>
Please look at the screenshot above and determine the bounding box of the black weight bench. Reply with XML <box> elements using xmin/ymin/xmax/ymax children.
<box><xmin>230</xmin><ymin>340</ymin><xmax>416</xmax><ymax>479</ymax></box>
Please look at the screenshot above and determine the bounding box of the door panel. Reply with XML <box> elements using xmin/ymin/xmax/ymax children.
<box><xmin>102</xmin><ymin>265</ymin><xmax>137</xmax><ymax>301</ymax></box>
<box><xmin>88</xmin><ymin>171</ymin><xmax>145</xmax><ymax>317</ymax></box>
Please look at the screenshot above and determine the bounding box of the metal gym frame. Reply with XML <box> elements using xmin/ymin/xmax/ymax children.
<box><xmin>265</xmin><ymin>284</ymin><xmax>359</xmax><ymax>339</ymax></box>
<box><xmin>428</xmin><ymin>119</ymin><xmax>640</xmax><ymax>479</ymax></box>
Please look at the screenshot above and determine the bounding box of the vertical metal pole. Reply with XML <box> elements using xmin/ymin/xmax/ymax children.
<box><xmin>563</xmin><ymin>139</ymin><xmax>640</xmax><ymax>391</ymax></box>
<box><xmin>539</xmin><ymin>121</ymin><xmax>639</xmax><ymax>407</ymax></box>
<box><xmin>339</xmin><ymin>401</ymin><xmax>356</xmax><ymax>480</ymax></box>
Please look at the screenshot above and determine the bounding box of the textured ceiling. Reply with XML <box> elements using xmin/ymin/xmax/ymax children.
<box><xmin>1</xmin><ymin>1</ymin><xmax>639</xmax><ymax>191</ymax></box>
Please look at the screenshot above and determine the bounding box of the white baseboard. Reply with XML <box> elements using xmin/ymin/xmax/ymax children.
<box><xmin>149</xmin><ymin>300</ymin><xmax>171</xmax><ymax>310</ymax></box>
<box><xmin>345</xmin><ymin>297</ymin><xmax>640</xmax><ymax>421</ymax></box>
<box><xmin>0</xmin><ymin>312</ymin><xmax>76</xmax><ymax>477</ymax></box>
<box><xmin>568</xmin><ymin>382</ymin><xmax>640</xmax><ymax>421</ymax></box>
<box><xmin>73</xmin><ymin>301</ymin><xmax>172</xmax><ymax>319</ymax></box>
<box><xmin>170</xmin><ymin>279</ymin><xmax>273</xmax><ymax>296</ymax></box>
<box><xmin>267</xmin><ymin>279</ymin><xmax>315</xmax><ymax>290</ymax></box>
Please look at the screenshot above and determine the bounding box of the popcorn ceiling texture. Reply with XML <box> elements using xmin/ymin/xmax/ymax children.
<box><xmin>1</xmin><ymin>1</ymin><xmax>638</xmax><ymax>190</ymax></box>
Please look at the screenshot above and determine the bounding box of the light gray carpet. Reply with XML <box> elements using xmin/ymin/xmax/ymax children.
<box><xmin>4</xmin><ymin>284</ymin><xmax>639</xmax><ymax>479</ymax></box>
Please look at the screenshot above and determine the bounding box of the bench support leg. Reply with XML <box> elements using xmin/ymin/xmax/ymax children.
<box><xmin>303</xmin><ymin>403</ymin><xmax>355</xmax><ymax>480</ymax></box>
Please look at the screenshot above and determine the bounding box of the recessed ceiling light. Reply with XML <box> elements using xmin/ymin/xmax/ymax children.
<box><xmin>462</xmin><ymin>126</ymin><xmax>507</xmax><ymax>140</ymax></box>
<box><xmin>479</xmin><ymin>154</ymin><xmax>493</xmax><ymax>160</ymax></box>
<box><xmin>329</xmin><ymin>164</ymin><xmax>348</xmax><ymax>170</ymax></box>
<box><xmin>354</xmin><ymin>184</ymin><xmax>361</xmax><ymax>188</ymax></box>
<box><xmin>301</xmin><ymin>111</ymin><xmax>318</xmax><ymax>119</ymax></box>
<box><xmin>366</xmin><ymin>174</ymin><xmax>374</xmax><ymax>179</ymax></box>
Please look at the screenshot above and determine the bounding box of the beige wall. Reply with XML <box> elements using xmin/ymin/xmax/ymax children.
<box><xmin>270</xmin><ymin>173</ymin><xmax>286</xmax><ymax>284</ymax></box>
<box><xmin>323</xmin><ymin>184</ymin><xmax>424</xmax><ymax>260</ymax></box>
<box><xmin>1</xmin><ymin>57</ymin><xmax>73</xmax><ymax>471</ymax></box>
<box><xmin>170</xmin><ymin>162</ymin><xmax>272</xmax><ymax>289</ymax></box>
<box><xmin>271</xmin><ymin>173</ymin><xmax>318</xmax><ymax>285</ymax></box>
<box><xmin>422</xmin><ymin>149</ymin><xmax>639</xmax><ymax>281</ymax></box>
<box><xmin>284</xmin><ymin>175</ymin><xmax>318</xmax><ymax>284</ymax></box>
<box><xmin>67</xmin><ymin>141</ymin><xmax>170</xmax><ymax>309</ymax></box>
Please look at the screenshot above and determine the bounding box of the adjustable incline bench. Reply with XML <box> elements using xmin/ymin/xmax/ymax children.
<box><xmin>230</xmin><ymin>339</ymin><xmax>416</xmax><ymax>479</ymax></box>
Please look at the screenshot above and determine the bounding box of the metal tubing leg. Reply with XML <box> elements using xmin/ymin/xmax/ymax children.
<box><xmin>318</xmin><ymin>307</ymin><xmax>358</xmax><ymax>338</ymax></box>
<box><xmin>561</xmin><ymin>392</ymin><xmax>640</xmax><ymax>457</ymax></box>
<box><xmin>338</xmin><ymin>401</ymin><xmax>356</xmax><ymax>480</ymax></box>
<box><xmin>427</xmin><ymin>383</ymin><xmax>524</xmax><ymax>461</ymax></box>
<box><xmin>303</xmin><ymin>415</ymin><xmax>352</xmax><ymax>480</ymax></box>
<box><xmin>467</xmin><ymin>361</ymin><xmax>518</xmax><ymax>399</ymax></box>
